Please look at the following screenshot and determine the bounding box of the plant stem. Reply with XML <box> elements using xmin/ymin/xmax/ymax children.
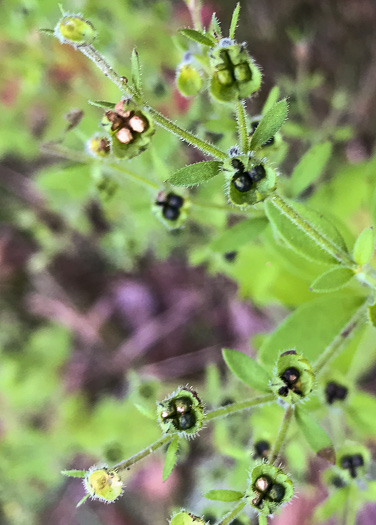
<box><xmin>258</xmin><ymin>515</ymin><xmax>267</xmax><ymax>525</ymax></box>
<box><xmin>269</xmin><ymin>405</ymin><xmax>294</xmax><ymax>464</ymax></box>
<box><xmin>145</xmin><ymin>106</ymin><xmax>228</xmax><ymax>160</ymax></box>
<box><xmin>235</xmin><ymin>100</ymin><xmax>249</xmax><ymax>153</ymax></box>
<box><xmin>313</xmin><ymin>301</ymin><xmax>368</xmax><ymax>376</ymax></box>
<box><xmin>215</xmin><ymin>500</ymin><xmax>246</xmax><ymax>525</ymax></box>
<box><xmin>269</xmin><ymin>192</ymin><xmax>356</xmax><ymax>269</ymax></box>
<box><xmin>205</xmin><ymin>394</ymin><xmax>275</xmax><ymax>421</ymax></box>
<box><xmin>113</xmin><ymin>435</ymin><xmax>170</xmax><ymax>475</ymax></box>
<box><xmin>105</xmin><ymin>162</ymin><xmax>159</xmax><ymax>190</ymax></box>
<box><xmin>77</xmin><ymin>45</ymin><xmax>228</xmax><ymax>161</ymax></box>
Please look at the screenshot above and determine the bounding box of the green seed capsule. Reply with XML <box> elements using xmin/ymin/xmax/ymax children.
<box><xmin>152</xmin><ymin>190</ymin><xmax>191</xmax><ymax>230</ymax></box>
<box><xmin>270</xmin><ymin>350</ymin><xmax>315</xmax><ymax>404</ymax></box>
<box><xmin>336</xmin><ymin>444</ymin><xmax>370</xmax><ymax>481</ymax></box>
<box><xmin>83</xmin><ymin>466</ymin><xmax>123</xmax><ymax>502</ymax></box>
<box><xmin>170</xmin><ymin>511</ymin><xmax>205</xmax><ymax>525</ymax></box>
<box><xmin>55</xmin><ymin>15</ymin><xmax>96</xmax><ymax>46</ymax></box>
<box><xmin>157</xmin><ymin>387</ymin><xmax>204</xmax><ymax>437</ymax></box>
<box><xmin>176</xmin><ymin>64</ymin><xmax>203</xmax><ymax>97</ymax></box>
<box><xmin>247</xmin><ymin>464</ymin><xmax>294</xmax><ymax>516</ymax></box>
<box><xmin>210</xmin><ymin>40</ymin><xmax>262</xmax><ymax>103</ymax></box>
<box><xmin>222</xmin><ymin>154</ymin><xmax>277</xmax><ymax>207</ymax></box>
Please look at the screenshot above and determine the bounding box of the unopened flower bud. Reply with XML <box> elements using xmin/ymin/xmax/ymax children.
<box><xmin>83</xmin><ymin>466</ymin><xmax>124</xmax><ymax>503</ymax></box>
<box><xmin>336</xmin><ymin>444</ymin><xmax>370</xmax><ymax>481</ymax></box>
<box><xmin>176</xmin><ymin>64</ymin><xmax>203</xmax><ymax>98</ymax></box>
<box><xmin>55</xmin><ymin>15</ymin><xmax>96</xmax><ymax>46</ymax></box>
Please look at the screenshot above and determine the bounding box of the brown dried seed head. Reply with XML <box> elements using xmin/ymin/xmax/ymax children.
<box><xmin>99</xmin><ymin>138</ymin><xmax>111</xmax><ymax>153</ymax></box>
<box><xmin>114</xmin><ymin>100</ymin><xmax>131</xmax><ymax>118</ymax></box>
<box><xmin>116</xmin><ymin>127</ymin><xmax>133</xmax><ymax>144</ymax></box>
<box><xmin>255</xmin><ymin>476</ymin><xmax>270</xmax><ymax>492</ymax></box>
<box><xmin>128</xmin><ymin>115</ymin><xmax>146</xmax><ymax>133</ymax></box>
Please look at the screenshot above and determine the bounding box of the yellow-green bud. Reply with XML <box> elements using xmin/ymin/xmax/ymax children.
<box><xmin>170</xmin><ymin>511</ymin><xmax>205</xmax><ymax>525</ymax></box>
<box><xmin>87</xmin><ymin>136</ymin><xmax>111</xmax><ymax>158</ymax></box>
<box><xmin>176</xmin><ymin>65</ymin><xmax>203</xmax><ymax>98</ymax></box>
<box><xmin>270</xmin><ymin>350</ymin><xmax>315</xmax><ymax>404</ymax></box>
<box><xmin>83</xmin><ymin>466</ymin><xmax>124</xmax><ymax>502</ymax></box>
<box><xmin>55</xmin><ymin>15</ymin><xmax>96</xmax><ymax>46</ymax></box>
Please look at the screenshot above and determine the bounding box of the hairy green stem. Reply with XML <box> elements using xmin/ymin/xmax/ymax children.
<box><xmin>215</xmin><ymin>500</ymin><xmax>246</xmax><ymax>525</ymax></box>
<box><xmin>205</xmin><ymin>394</ymin><xmax>275</xmax><ymax>421</ymax></box>
<box><xmin>235</xmin><ymin>100</ymin><xmax>249</xmax><ymax>153</ymax></box>
<box><xmin>113</xmin><ymin>435</ymin><xmax>170</xmax><ymax>474</ymax></box>
<box><xmin>76</xmin><ymin>44</ymin><xmax>228</xmax><ymax>161</ymax></box>
<box><xmin>269</xmin><ymin>192</ymin><xmax>356</xmax><ymax>269</ymax></box>
<box><xmin>269</xmin><ymin>405</ymin><xmax>294</xmax><ymax>464</ymax></box>
<box><xmin>313</xmin><ymin>301</ymin><xmax>368</xmax><ymax>376</ymax></box>
<box><xmin>258</xmin><ymin>515</ymin><xmax>267</xmax><ymax>525</ymax></box>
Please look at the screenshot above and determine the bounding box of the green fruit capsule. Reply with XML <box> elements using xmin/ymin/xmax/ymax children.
<box><xmin>210</xmin><ymin>40</ymin><xmax>262</xmax><ymax>103</ymax></box>
<box><xmin>101</xmin><ymin>99</ymin><xmax>155</xmax><ymax>159</ymax></box>
<box><xmin>152</xmin><ymin>190</ymin><xmax>190</xmax><ymax>230</ymax></box>
<box><xmin>246</xmin><ymin>463</ymin><xmax>294</xmax><ymax>516</ymax></box>
<box><xmin>83</xmin><ymin>466</ymin><xmax>124</xmax><ymax>503</ymax></box>
<box><xmin>222</xmin><ymin>154</ymin><xmax>276</xmax><ymax>207</ymax></box>
<box><xmin>170</xmin><ymin>511</ymin><xmax>205</xmax><ymax>525</ymax></box>
<box><xmin>270</xmin><ymin>350</ymin><xmax>315</xmax><ymax>404</ymax></box>
<box><xmin>55</xmin><ymin>15</ymin><xmax>96</xmax><ymax>46</ymax></box>
<box><xmin>157</xmin><ymin>387</ymin><xmax>204</xmax><ymax>437</ymax></box>
<box><xmin>176</xmin><ymin>64</ymin><xmax>203</xmax><ymax>98</ymax></box>
<box><xmin>336</xmin><ymin>444</ymin><xmax>370</xmax><ymax>481</ymax></box>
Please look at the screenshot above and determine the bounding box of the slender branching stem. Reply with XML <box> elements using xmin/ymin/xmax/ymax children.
<box><xmin>269</xmin><ymin>192</ymin><xmax>356</xmax><ymax>269</ymax></box>
<box><xmin>113</xmin><ymin>435</ymin><xmax>170</xmax><ymax>475</ymax></box>
<box><xmin>258</xmin><ymin>515</ymin><xmax>267</xmax><ymax>525</ymax></box>
<box><xmin>205</xmin><ymin>394</ymin><xmax>275</xmax><ymax>421</ymax></box>
<box><xmin>77</xmin><ymin>45</ymin><xmax>228</xmax><ymax>161</ymax></box>
<box><xmin>313</xmin><ymin>301</ymin><xmax>369</xmax><ymax>376</ymax></box>
<box><xmin>215</xmin><ymin>500</ymin><xmax>246</xmax><ymax>525</ymax></box>
<box><xmin>269</xmin><ymin>405</ymin><xmax>294</xmax><ymax>464</ymax></box>
<box><xmin>235</xmin><ymin>100</ymin><xmax>249</xmax><ymax>154</ymax></box>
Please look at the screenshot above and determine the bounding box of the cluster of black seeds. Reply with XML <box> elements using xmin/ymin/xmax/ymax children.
<box><xmin>278</xmin><ymin>367</ymin><xmax>302</xmax><ymax>397</ymax></box>
<box><xmin>160</xmin><ymin>396</ymin><xmax>196</xmax><ymax>431</ymax></box>
<box><xmin>252</xmin><ymin>475</ymin><xmax>285</xmax><ymax>509</ymax></box>
<box><xmin>253</xmin><ymin>440</ymin><xmax>270</xmax><ymax>460</ymax></box>
<box><xmin>156</xmin><ymin>192</ymin><xmax>184</xmax><ymax>221</ymax></box>
<box><xmin>231</xmin><ymin>158</ymin><xmax>266</xmax><ymax>193</ymax></box>
<box><xmin>340</xmin><ymin>454</ymin><xmax>364</xmax><ymax>478</ymax></box>
<box><xmin>325</xmin><ymin>381</ymin><xmax>348</xmax><ymax>404</ymax></box>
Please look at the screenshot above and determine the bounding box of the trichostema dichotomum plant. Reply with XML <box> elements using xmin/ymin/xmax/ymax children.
<box><xmin>40</xmin><ymin>2</ymin><xmax>376</xmax><ymax>524</ymax></box>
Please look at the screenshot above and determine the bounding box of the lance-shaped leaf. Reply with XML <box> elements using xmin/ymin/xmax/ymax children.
<box><xmin>250</xmin><ymin>99</ymin><xmax>288</xmax><ymax>150</ymax></box>
<box><xmin>229</xmin><ymin>3</ymin><xmax>241</xmax><ymax>39</ymax></box>
<box><xmin>353</xmin><ymin>226</ymin><xmax>374</xmax><ymax>266</ymax></box>
<box><xmin>61</xmin><ymin>469</ymin><xmax>86</xmax><ymax>478</ymax></box>
<box><xmin>222</xmin><ymin>348</ymin><xmax>271</xmax><ymax>392</ymax></box>
<box><xmin>168</xmin><ymin>161</ymin><xmax>221</xmax><ymax>187</ymax></box>
<box><xmin>310</xmin><ymin>267</ymin><xmax>355</xmax><ymax>293</ymax></box>
<box><xmin>134</xmin><ymin>402</ymin><xmax>156</xmax><ymax>420</ymax></box>
<box><xmin>295</xmin><ymin>406</ymin><xmax>335</xmax><ymax>463</ymax></box>
<box><xmin>289</xmin><ymin>142</ymin><xmax>332</xmax><ymax>197</ymax></box>
<box><xmin>204</xmin><ymin>489</ymin><xmax>244</xmax><ymax>502</ymax></box>
<box><xmin>262</xmin><ymin>86</ymin><xmax>280</xmax><ymax>114</ymax></box>
<box><xmin>89</xmin><ymin>100</ymin><xmax>116</xmax><ymax>109</ymax></box>
<box><xmin>163</xmin><ymin>436</ymin><xmax>179</xmax><ymax>482</ymax></box>
<box><xmin>265</xmin><ymin>199</ymin><xmax>347</xmax><ymax>264</ymax></box>
<box><xmin>131</xmin><ymin>48</ymin><xmax>142</xmax><ymax>94</ymax></box>
<box><xmin>179</xmin><ymin>28</ymin><xmax>216</xmax><ymax>47</ymax></box>
<box><xmin>210</xmin><ymin>217</ymin><xmax>268</xmax><ymax>253</ymax></box>
<box><xmin>210</xmin><ymin>13</ymin><xmax>222</xmax><ymax>39</ymax></box>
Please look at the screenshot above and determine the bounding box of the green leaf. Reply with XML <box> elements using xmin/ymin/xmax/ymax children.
<box><xmin>134</xmin><ymin>403</ymin><xmax>156</xmax><ymax>420</ymax></box>
<box><xmin>222</xmin><ymin>348</ymin><xmax>271</xmax><ymax>392</ymax></box>
<box><xmin>368</xmin><ymin>302</ymin><xmax>376</xmax><ymax>327</ymax></box>
<box><xmin>61</xmin><ymin>469</ymin><xmax>86</xmax><ymax>478</ymax></box>
<box><xmin>295</xmin><ymin>406</ymin><xmax>335</xmax><ymax>463</ymax></box>
<box><xmin>131</xmin><ymin>48</ymin><xmax>142</xmax><ymax>94</ymax></box>
<box><xmin>346</xmin><ymin>392</ymin><xmax>376</xmax><ymax>435</ymax></box>
<box><xmin>88</xmin><ymin>100</ymin><xmax>116</xmax><ymax>109</ymax></box>
<box><xmin>259</xmin><ymin>294</ymin><xmax>365</xmax><ymax>368</ymax></box>
<box><xmin>289</xmin><ymin>142</ymin><xmax>332</xmax><ymax>197</ymax></box>
<box><xmin>310</xmin><ymin>267</ymin><xmax>355</xmax><ymax>293</ymax></box>
<box><xmin>204</xmin><ymin>489</ymin><xmax>244</xmax><ymax>502</ymax></box>
<box><xmin>76</xmin><ymin>494</ymin><xmax>90</xmax><ymax>508</ymax></box>
<box><xmin>39</xmin><ymin>28</ymin><xmax>55</xmax><ymax>35</ymax></box>
<box><xmin>313</xmin><ymin>488</ymin><xmax>349</xmax><ymax>522</ymax></box>
<box><xmin>250</xmin><ymin>100</ymin><xmax>288</xmax><ymax>150</ymax></box>
<box><xmin>170</xmin><ymin>512</ymin><xmax>203</xmax><ymax>525</ymax></box>
<box><xmin>262</xmin><ymin>86</ymin><xmax>280</xmax><ymax>115</ymax></box>
<box><xmin>163</xmin><ymin>436</ymin><xmax>179</xmax><ymax>482</ymax></box>
<box><xmin>353</xmin><ymin>226</ymin><xmax>374</xmax><ymax>265</ymax></box>
<box><xmin>179</xmin><ymin>28</ymin><xmax>216</xmax><ymax>47</ymax></box>
<box><xmin>229</xmin><ymin>3</ymin><xmax>241</xmax><ymax>39</ymax></box>
<box><xmin>265</xmin><ymin>199</ymin><xmax>347</xmax><ymax>264</ymax></box>
<box><xmin>210</xmin><ymin>217</ymin><xmax>268</xmax><ymax>253</ymax></box>
<box><xmin>168</xmin><ymin>161</ymin><xmax>221</xmax><ymax>187</ymax></box>
<box><xmin>210</xmin><ymin>13</ymin><xmax>222</xmax><ymax>39</ymax></box>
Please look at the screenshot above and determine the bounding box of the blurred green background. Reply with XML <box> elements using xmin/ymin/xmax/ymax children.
<box><xmin>1</xmin><ymin>0</ymin><xmax>376</xmax><ymax>524</ymax></box>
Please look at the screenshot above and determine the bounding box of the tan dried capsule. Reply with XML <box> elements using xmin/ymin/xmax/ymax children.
<box><xmin>114</xmin><ymin>100</ymin><xmax>131</xmax><ymax>118</ymax></box>
<box><xmin>116</xmin><ymin>128</ymin><xmax>133</xmax><ymax>144</ymax></box>
<box><xmin>128</xmin><ymin>115</ymin><xmax>146</xmax><ymax>133</ymax></box>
